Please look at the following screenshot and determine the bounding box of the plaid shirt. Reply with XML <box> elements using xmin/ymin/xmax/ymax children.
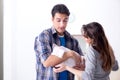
<box><xmin>34</xmin><ymin>27</ymin><xmax>83</xmax><ymax>80</ymax></box>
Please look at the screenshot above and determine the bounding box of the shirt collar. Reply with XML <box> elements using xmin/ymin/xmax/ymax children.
<box><xmin>51</xmin><ymin>26</ymin><xmax>71</xmax><ymax>37</ymax></box>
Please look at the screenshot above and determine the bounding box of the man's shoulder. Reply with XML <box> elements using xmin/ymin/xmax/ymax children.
<box><xmin>39</xmin><ymin>28</ymin><xmax>52</xmax><ymax>35</ymax></box>
<box><xmin>35</xmin><ymin>28</ymin><xmax>52</xmax><ymax>40</ymax></box>
<box><xmin>42</xmin><ymin>28</ymin><xmax>52</xmax><ymax>33</ymax></box>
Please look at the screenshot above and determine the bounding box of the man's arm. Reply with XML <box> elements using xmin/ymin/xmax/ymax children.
<box><xmin>43</xmin><ymin>55</ymin><xmax>64</xmax><ymax>67</ymax></box>
<box><xmin>43</xmin><ymin>51</ymin><xmax>75</xmax><ymax>67</ymax></box>
<box><xmin>43</xmin><ymin>51</ymin><xmax>81</xmax><ymax>67</ymax></box>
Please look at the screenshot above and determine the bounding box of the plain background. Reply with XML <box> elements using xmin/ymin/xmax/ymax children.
<box><xmin>3</xmin><ymin>0</ymin><xmax>120</xmax><ymax>80</ymax></box>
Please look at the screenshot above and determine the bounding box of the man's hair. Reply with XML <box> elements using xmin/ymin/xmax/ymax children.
<box><xmin>51</xmin><ymin>4</ymin><xmax>70</xmax><ymax>17</ymax></box>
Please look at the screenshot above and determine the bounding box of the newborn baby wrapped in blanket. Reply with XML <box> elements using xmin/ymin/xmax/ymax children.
<box><xmin>43</xmin><ymin>44</ymin><xmax>82</xmax><ymax>68</ymax></box>
<box><xmin>51</xmin><ymin>44</ymin><xmax>77</xmax><ymax>67</ymax></box>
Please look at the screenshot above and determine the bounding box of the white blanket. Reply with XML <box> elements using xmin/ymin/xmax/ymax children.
<box><xmin>51</xmin><ymin>45</ymin><xmax>76</xmax><ymax>67</ymax></box>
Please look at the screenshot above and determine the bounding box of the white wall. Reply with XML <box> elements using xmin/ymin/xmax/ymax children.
<box><xmin>4</xmin><ymin>0</ymin><xmax>120</xmax><ymax>80</ymax></box>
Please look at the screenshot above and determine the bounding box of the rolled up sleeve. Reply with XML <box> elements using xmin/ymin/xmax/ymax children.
<box><xmin>34</xmin><ymin>33</ymin><xmax>52</xmax><ymax>63</ymax></box>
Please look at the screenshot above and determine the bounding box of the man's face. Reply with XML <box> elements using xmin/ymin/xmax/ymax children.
<box><xmin>52</xmin><ymin>13</ymin><xmax>69</xmax><ymax>35</ymax></box>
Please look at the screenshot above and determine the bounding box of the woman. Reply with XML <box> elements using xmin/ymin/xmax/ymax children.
<box><xmin>53</xmin><ymin>22</ymin><xmax>119</xmax><ymax>80</ymax></box>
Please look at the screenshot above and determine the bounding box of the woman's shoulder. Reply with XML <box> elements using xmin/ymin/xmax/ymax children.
<box><xmin>86</xmin><ymin>45</ymin><xmax>100</xmax><ymax>58</ymax></box>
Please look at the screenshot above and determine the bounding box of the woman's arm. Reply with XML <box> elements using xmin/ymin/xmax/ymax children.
<box><xmin>66</xmin><ymin>66</ymin><xmax>83</xmax><ymax>77</ymax></box>
<box><xmin>53</xmin><ymin>64</ymin><xmax>83</xmax><ymax>79</ymax></box>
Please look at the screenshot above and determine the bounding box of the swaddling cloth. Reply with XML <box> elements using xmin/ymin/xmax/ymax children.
<box><xmin>51</xmin><ymin>45</ymin><xmax>76</xmax><ymax>67</ymax></box>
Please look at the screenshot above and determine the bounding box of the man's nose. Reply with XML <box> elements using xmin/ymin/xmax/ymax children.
<box><xmin>60</xmin><ymin>21</ymin><xmax>65</xmax><ymax>27</ymax></box>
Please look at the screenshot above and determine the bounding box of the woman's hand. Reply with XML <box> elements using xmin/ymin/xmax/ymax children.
<box><xmin>74</xmin><ymin>56</ymin><xmax>85</xmax><ymax>71</ymax></box>
<box><xmin>64</xmin><ymin>51</ymin><xmax>85</xmax><ymax>70</ymax></box>
<box><xmin>64</xmin><ymin>50</ymin><xmax>81</xmax><ymax>63</ymax></box>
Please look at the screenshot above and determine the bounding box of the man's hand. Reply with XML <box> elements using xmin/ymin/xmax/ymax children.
<box><xmin>53</xmin><ymin>63</ymin><xmax>66</xmax><ymax>73</ymax></box>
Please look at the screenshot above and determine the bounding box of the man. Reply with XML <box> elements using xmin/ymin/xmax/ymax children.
<box><xmin>34</xmin><ymin>4</ymin><xmax>83</xmax><ymax>80</ymax></box>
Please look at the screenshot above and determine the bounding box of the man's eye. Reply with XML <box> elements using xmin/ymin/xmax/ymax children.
<box><xmin>56</xmin><ymin>19</ymin><xmax>61</xmax><ymax>22</ymax></box>
<box><xmin>57</xmin><ymin>20</ymin><xmax>61</xmax><ymax>22</ymax></box>
<box><xmin>63</xmin><ymin>19</ymin><xmax>68</xmax><ymax>22</ymax></box>
<box><xmin>64</xmin><ymin>20</ymin><xmax>68</xmax><ymax>22</ymax></box>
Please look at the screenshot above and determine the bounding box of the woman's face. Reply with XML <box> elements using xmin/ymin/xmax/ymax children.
<box><xmin>83</xmin><ymin>36</ymin><xmax>93</xmax><ymax>45</ymax></box>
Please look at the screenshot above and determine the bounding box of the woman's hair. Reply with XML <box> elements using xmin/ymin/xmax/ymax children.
<box><xmin>51</xmin><ymin>4</ymin><xmax>70</xmax><ymax>17</ymax></box>
<box><xmin>81</xmin><ymin>22</ymin><xmax>115</xmax><ymax>71</ymax></box>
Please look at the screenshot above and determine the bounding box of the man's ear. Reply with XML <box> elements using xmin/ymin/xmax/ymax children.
<box><xmin>52</xmin><ymin>17</ymin><xmax>54</xmax><ymax>21</ymax></box>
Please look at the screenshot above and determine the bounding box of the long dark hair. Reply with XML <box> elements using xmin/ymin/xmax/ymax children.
<box><xmin>81</xmin><ymin>22</ymin><xmax>115</xmax><ymax>71</ymax></box>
